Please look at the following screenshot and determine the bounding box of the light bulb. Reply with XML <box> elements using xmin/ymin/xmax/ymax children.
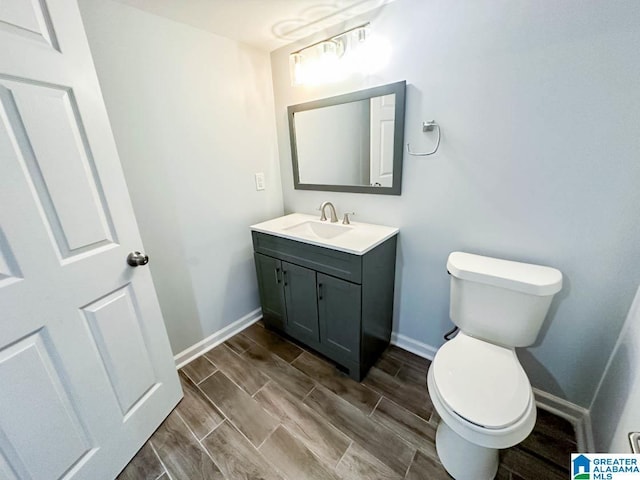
<box><xmin>289</xmin><ymin>53</ymin><xmax>305</xmax><ymax>86</ymax></box>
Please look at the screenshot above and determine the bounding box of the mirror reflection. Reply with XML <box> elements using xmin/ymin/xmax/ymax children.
<box><xmin>288</xmin><ymin>81</ymin><xmax>406</xmax><ymax>195</ymax></box>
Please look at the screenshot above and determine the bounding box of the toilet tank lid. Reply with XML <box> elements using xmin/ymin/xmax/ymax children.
<box><xmin>447</xmin><ymin>252</ymin><xmax>562</xmax><ymax>296</ymax></box>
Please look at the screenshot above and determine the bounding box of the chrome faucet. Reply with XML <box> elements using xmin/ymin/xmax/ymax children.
<box><xmin>319</xmin><ymin>201</ymin><xmax>338</xmax><ymax>223</ymax></box>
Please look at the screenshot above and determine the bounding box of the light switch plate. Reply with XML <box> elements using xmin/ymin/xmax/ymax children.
<box><xmin>255</xmin><ymin>172</ymin><xmax>265</xmax><ymax>191</ymax></box>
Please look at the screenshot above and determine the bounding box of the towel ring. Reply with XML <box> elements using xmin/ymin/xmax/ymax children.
<box><xmin>406</xmin><ymin>120</ymin><xmax>441</xmax><ymax>156</ymax></box>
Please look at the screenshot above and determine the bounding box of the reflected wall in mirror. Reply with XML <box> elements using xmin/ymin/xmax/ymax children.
<box><xmin>288</xmin><ymin>81</ymin><xmax>406</xmax><ymax>195</ymax></box>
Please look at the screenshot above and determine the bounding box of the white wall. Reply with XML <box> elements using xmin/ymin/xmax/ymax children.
<box><xmin>271</xmin><ymin>0</ymin><xmax>640</xmax><ymax>407</ymax></box>
<box><xmin>79</xmin><ymin>0</ymin><xmax>283</xmax><ymax>354</ymax></box>
<box><xmin>591</xmin><ymin>285</ymin><xmax>640</xmax><ymax>452</ymax></box>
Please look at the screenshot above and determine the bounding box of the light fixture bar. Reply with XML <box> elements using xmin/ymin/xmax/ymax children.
<box><xmin>290</xmin><ymin>23</ymin><xmax>370</xmax><ymax>55</ymax></box>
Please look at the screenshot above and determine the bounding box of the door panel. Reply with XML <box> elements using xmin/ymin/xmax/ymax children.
<box><xmin>318</xmin><ymin>273</ymin><xmax>361</xmax><ymax>363</ymax></box>
<box><xmin>0</xmin><ymin>1</ymin><xmax>181</xmax><ymax>478</ymax></box>
<box><xmin>0</xmin><ymin>0</ymin><xmax>59</xmax><ymax>49</ymax></box>
<box><xmin>82</xmin><ymin>285</ymin><xmax>157</xmax><ymax>416</ymax></box>
<box><xmin>0</xmin><ymin>80</ymin><xmax>116</xmax><ymax>258</ymax></box>
<box><xmin>254</xmin><ymin>253</ymin><xmax>286</xmax><ymax>330</ymax></box>
<box><xmin>0</xmin><ymin>332</ymin><xmax>92</xmax><ymax>480</ymax></box>
<box><xmin>283</xmin><ymin>261</ymin><xmax>319</xmax><ymax>344</ymax></box>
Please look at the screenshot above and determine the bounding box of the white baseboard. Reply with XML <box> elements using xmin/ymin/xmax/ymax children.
<box><xmin>174</xmin><ymin>308</ymin><xmax>262</xmax><ymax>369</ymax></box>
<box><xmin>391</xmin><ymin>333</ymin><xmax>594</xmax><ymax>452</ymax></box>
<box><xmin>532</xmin><ymin>387</ymin><xmax>594</xmax><ymax>453</ymax></box>
<box><xmin>390</xmin><ymin>332</ymin><xmax>437</xmax><ymax>360</ymax></box>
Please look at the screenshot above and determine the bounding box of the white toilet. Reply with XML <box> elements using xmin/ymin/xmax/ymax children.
<box><xmin>427</xmin><ymin>252</ymin><xmax>562</xmax><ymax>480</ymax></box>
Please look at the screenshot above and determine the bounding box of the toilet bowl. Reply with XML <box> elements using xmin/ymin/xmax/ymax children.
<box><xmin>427</xmin><ymin>333</ymin><xmax>537</xmax><ymax>479</ymax></box>
<box><xmin>428</xmin><ymin>252</ymin><xmax>562</xmax><ymax>480</ymax></box>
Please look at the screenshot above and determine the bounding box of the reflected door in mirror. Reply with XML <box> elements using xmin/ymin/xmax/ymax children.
<box><xmin>370</xmin><ymin>93</ymin><xmax>396</xmax><ymax>187</ymax></box>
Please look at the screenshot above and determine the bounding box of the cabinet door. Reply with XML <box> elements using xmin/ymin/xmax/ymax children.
<box><xmin>318</xmin><ymin>273</ymin><xmax>362</xmax><ymax>363</ymax></box>
<box><xmin>282</xmin><ymin>262</ymin><xmax>320</xmax><ymax>344</ymax></box>
<box><xmin>254</xmin><ymin>253</ymin><xmax>286</xmax><ymax>330</ymax></box>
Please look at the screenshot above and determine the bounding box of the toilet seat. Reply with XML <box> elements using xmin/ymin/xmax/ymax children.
<box><xmin>432</xmin><ymin>332</ymin><xmax>531</xmax><ymax>429</ymax></box>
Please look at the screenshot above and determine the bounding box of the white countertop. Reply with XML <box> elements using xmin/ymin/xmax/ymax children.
<box><xmin>250</xmin><ymin>213</ymin><xmax>399</xmax><ymax>255</ymax></box>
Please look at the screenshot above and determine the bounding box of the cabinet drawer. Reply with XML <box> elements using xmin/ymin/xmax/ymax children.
<box><xmin>252</xmin><ymin>232</ymin><xmax>362</xmax><ymax>284</ymax></box>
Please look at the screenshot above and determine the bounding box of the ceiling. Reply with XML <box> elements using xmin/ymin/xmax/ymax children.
<box><xmin>114</xmin><ymin>0</ymin><xmax>395</xmax><ymax>51</ymax></box>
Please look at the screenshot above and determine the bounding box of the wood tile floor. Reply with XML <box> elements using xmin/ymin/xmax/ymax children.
<box><xmin>118</xmin><ymin>322</ymin><xmax>577</xmax><ymax>480</ymax></box>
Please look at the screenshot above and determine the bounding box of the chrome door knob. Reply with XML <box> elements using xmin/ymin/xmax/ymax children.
<box><xmin>127</xmin><ymin>251</ymin><xmax>149</xmax><ymax>267</ymax></box>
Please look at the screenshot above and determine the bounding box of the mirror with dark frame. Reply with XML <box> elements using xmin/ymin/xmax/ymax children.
<box><xmin>288</xmin><ymin>80</ymin><xmax>406</xmax><ymax>195</ymax></box>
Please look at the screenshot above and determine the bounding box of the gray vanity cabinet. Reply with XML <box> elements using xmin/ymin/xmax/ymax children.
<box><xmin>252</xmin><ymin>231</ymin><xmax>397</xmax><ymax>381</ymax></box>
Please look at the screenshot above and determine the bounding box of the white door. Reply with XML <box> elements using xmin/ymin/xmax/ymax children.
<box><xmin>0</xmin><ymin>1</ymin><xmax>182</xmax><ymax>479</ymax></box>
<box><xmin>369</xmin><ymin>93</ymin><xmax>396</xmax><ymax>188</ymax></box>
<box><xmin>602</xmin><ymin>285</ymin><xmax>640</xmax><ymax>453</ymax></box>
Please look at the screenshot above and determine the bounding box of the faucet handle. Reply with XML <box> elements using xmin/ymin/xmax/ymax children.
<box><xmin>342</xmin><ymin>212</ymin><xmax>355</xmax><ymax>225</ymax></box>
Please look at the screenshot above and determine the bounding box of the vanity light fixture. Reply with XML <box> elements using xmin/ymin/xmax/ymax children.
<box><xmin>289</xmin><ymin>23</ymin><xmax>372</xmax><ymax>86</ymax></box>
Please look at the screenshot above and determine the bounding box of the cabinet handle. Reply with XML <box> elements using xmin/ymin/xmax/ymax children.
<box><xmin>283</xmin><ymin>270</ymin><xmax>288</xmax><ymax>286</ymax></box>
<box><xmin>318</xmin><ymin>283</ymin><xmax>323</xmax><ymax>300</ymax></box>
<box><xmin>274</xmin><ymin>267</ymin><xmax>281</xmax><ymax>284</ymax></box>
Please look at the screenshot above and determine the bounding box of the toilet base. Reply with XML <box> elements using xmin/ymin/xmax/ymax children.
<box><xmin>435</xmin><ymin>420</ymin><xmax>499</xmax><ymax>480</ymax></box>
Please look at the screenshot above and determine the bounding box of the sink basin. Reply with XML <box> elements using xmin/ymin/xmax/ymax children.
<box><xmin>250</xmin><ymin>213</ymin><xmax>399</xmax><ymax>255</ymax></box>
<box><xmin>284</xmin><ymin>221</ymin><xmax>350</xmax><ymax>239</ymax></box>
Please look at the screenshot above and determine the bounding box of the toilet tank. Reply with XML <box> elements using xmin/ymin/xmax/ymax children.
<box><xmin>447</xmin><ymin>252</ymin><xmax>562</xmax><ymax>347</ymax></box>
